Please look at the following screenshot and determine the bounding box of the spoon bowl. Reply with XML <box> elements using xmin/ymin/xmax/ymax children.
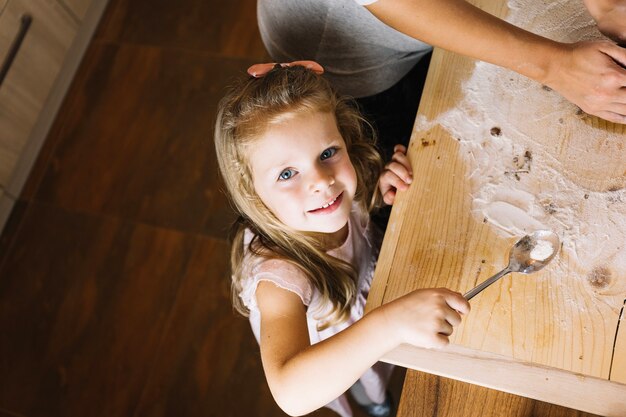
<box><xmin>464</xmin><ymin>230</ymin><xmax>560</xmax><ymax>300</ymax></box>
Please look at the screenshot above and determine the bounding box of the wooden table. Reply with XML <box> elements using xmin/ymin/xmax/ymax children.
<box><xmin>365</xmin><ymin>0</ymin><xmax>626</xmax><ymax>416</ymax></box>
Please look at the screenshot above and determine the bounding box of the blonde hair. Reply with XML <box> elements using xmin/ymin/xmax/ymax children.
<box><xmin>214</xmin><ymin>65</ymin><xmax>383</xmax><ymax>329</ymax></box>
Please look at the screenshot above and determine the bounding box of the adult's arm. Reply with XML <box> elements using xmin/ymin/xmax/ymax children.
<box><xmin>366</xmin><ymin>0</ymin><xmax>626</xmax><ymax>123</ymax></box>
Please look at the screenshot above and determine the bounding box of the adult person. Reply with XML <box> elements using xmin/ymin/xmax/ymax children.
<box><xmin>257</xmin><ymin>0</ymin><xmax>626</xmax><ymax>158</ymax></box>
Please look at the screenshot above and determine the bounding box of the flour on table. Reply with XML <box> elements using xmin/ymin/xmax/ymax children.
<box><xmin>416</xmin><ymin>0</ymin><xmax>626</xmax><ymax>295</ymax></box>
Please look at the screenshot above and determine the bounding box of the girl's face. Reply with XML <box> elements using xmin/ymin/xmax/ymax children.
<box><xmin>249</xmin><ymin>111</ymin><xmax>357</xmax><ymax>237</ymax></box>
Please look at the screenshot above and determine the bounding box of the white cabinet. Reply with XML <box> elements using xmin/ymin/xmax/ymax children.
<box><xmin>62</xmin><ymin>0</ymin><xmax>95</xmax><ymax>21</ymax></box>
<box><xmin>0</xmin><ymin>0</ymin><xmax>78</xmax><ymax>187</ymax></box>
<box><xmin>0</xmin><ymin>0</ymin><xmax>109</xmax><ymax>231</ymax></box>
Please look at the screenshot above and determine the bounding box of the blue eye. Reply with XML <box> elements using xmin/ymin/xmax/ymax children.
<box><xmin>278</xmin><ymin>169</ymin><xmax>296</xmax><ymax>181</ymax></box>
<box><xmin>321</xmin><ymin>147</ymin><xmax>337</xmax><ymax>160</ymax></box>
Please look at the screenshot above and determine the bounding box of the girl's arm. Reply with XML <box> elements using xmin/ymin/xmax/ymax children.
<box><xmin>256</xmin><ymin>280</ymin><xmax>469</xmax><ymax>416</ymax></box>
<box><xmin>366</xmin><ymin>0</ymin><xmax>626</xmax><ymax>123</ymax></box>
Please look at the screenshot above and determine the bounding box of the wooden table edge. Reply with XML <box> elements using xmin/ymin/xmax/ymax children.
<box><xmin>381</xmin><ymin>343</ymin><xmax>626</xmax><ymax>417</ymax></box>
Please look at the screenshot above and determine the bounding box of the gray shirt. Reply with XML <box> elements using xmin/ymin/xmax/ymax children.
<box><xmin>257</xmin><ymin>0</ymin><xmax>432</xmax><ymax>98</ymax></box>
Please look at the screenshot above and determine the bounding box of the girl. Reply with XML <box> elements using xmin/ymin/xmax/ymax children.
<box><xmin>214</xmin><ymin>62</ymin><xmax>470</xmax><ymax>417</ymax></box>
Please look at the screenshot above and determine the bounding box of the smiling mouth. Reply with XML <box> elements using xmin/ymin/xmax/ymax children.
<box><xmin>308</xmin><ymin>192</ymin><xmax>343</xmax><ymax>214</ymax></box>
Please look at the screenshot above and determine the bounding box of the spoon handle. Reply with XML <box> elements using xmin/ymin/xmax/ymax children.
<box><xmin>464</xmin><ymin>267</ymin><xmax>512</xmax><ymax>300</ymax></box>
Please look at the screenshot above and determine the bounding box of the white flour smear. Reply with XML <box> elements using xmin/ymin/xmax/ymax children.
<box><xmin>419</xmin><ymin>0</ymin><xmax>626</xmax><ymax>297</ymax></box>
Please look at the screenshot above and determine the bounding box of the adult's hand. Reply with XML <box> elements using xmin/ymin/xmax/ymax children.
<box><xmin>367</xmin><ymin>0</ymin><xmax>626</xmax><ymax>124</ymax></box>
<box><xmin>583</xmin><ymin>0</ymin><xmax>626</xmax><ymax>44</ymax></box>
<box><xmin>545</xmin><ymin>41</ymin><xmax>626</xmax><ymax>123</ymax></box>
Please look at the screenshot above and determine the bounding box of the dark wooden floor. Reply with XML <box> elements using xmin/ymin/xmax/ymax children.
<box><xmin>0</xmin><ymin>0</ymin><xmax>404</xmax><ymax>416</ymax></box>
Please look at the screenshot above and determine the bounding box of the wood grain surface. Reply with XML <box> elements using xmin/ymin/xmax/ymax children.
<box><xmin>366</xmin><ymin>0</ymin><xmax>626</xmax><ymax>415</ymax></box>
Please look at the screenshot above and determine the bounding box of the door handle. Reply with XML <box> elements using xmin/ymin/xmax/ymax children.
<box><xmin>0</xmin><ymin>14</ymin><xmax>33</xmax><ymax>87</ymax></box>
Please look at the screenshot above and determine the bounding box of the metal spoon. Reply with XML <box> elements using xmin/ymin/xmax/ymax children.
<box><xmin>464</xmin><ymin>230</ymin><xmax>560</xmax><ymax>300</ymax></box>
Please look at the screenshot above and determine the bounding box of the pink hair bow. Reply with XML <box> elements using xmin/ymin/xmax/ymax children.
<box><xmin>247</xmin><ymin>60</ymin><xmax>324</xmax><ymax>78</ymax></box>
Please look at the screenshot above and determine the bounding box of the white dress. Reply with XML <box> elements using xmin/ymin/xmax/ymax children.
<box><xmin>238</xmin><ymin>205</ymin><xmax>394</xmax><ymax>417</ymax></box>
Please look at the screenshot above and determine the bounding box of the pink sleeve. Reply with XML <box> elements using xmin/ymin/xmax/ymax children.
<box><xmin>239</xmin><ymin>258</ymin><xmax>313</xmax><ymax>311</ymax></box>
